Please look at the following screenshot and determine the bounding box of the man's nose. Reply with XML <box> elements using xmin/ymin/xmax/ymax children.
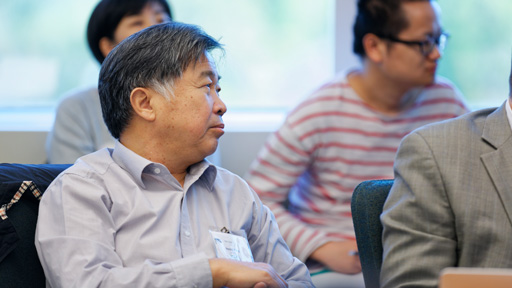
<box><xmin>214</xmin><ymin>93</ymin><xmax>227</xmax><ymax>116</ymax></box>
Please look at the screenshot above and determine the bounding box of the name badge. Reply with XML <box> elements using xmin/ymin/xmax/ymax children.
<box><xmin>210</xmin><ymin>230</ymin><xmax>254</xmax><ymax>262</ymax></box>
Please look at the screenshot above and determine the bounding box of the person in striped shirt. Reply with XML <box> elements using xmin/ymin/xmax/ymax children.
<box><xmin>245</xmin><ymin>0</ymin><xmax>469</xmax><ymax>286</ymax></box>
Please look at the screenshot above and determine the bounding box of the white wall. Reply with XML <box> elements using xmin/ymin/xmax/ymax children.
<box><xmin>0</xmin><ymin>131</ymin><xmax>48</xmax><ymax>164</ymax></box>
<box><xmin>217</xmin><ymin>131</ymin><xmax>270</xmax><ymax>177</ymax></box>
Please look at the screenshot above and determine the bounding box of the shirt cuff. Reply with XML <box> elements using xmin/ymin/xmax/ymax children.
<box><xmin>170</xmin><ymin>253</ymin><xmax>212</xmax><ymax>288</ymax></box>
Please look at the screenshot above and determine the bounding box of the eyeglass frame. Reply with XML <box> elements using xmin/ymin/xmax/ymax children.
<box><xmin>378</xmin><ymin>32</ymin><xmax>449</xmax><ymax>57</ymax></box>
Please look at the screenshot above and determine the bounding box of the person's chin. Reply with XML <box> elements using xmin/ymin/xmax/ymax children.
<box><xmin>419</xmin><ymin>74</ymin><xmax>436</xmax><ymax>86</ymax></box>
<box><xmin>202</xmin><ymin>139</ymin><xmax>219</xmax><ymax>157</ymax></box>
<box><xmin>426</xmin><ymin>69</ymin><xmax>437</xmax><ymax>82</ymax></box>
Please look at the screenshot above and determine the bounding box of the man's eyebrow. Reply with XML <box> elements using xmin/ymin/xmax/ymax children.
<box><xmin>199</xmin><ymin>70</ymin><xmax>221</xmax><ymax>82</ymax></box>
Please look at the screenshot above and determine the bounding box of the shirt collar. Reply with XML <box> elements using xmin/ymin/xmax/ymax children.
<box><xmin>111</xmin><ymin>141</ymin><xmax>154</xmax><ymax>188</ymax></box>
<box><xmin>185</xmin><ymin>160</ymin><xmax>217</xmax><ymax>192</ymax></box>
<box><xmin>111</xmin><ymin>140</ymin><xmax>217</xmax><ymax>190</ymax></box>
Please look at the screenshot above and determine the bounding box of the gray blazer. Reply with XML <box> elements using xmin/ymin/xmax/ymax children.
<box><xmin>380</xmin><ymin>102</ymin><xmax>512</xmax><ymax>288</ymax></box>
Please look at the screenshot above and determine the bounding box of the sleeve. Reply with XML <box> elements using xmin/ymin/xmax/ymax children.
<box><xmin>46</xmin><ymin>95</ymin><xmax>95</xmax><ymax>164</ymax></box>
<box><xmin>380</xmin><ymin>131</ymin><xmax>457</xmax><ymax>288</ymax></box>
<box><xmin>245</xmin><ymin>118</ymin><xmax>331</xmax><ymax>262</ymax></box>
<box><xmin>246</xmin><ymin>185</ymin><xmax>314</xmax><ymax>287</ymax></box>
<box><xmin>35</xmin><ymin>174</ymin><xmax>213</xmax><ymax>288</ymax></box>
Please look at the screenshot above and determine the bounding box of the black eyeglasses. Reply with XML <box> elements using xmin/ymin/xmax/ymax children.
<box><xmin>379</xmin><ymin>32</ymin><xmax>449</xmax><ymax>57</ymax></box>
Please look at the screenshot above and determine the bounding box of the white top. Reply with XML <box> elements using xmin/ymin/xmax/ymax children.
<box><xmin>36</xmin><ymin>141</ymin><xmax>312</xmax><ymax>287</ymax></box>
<box><xmin>46</xmin><ymin>87</ymin><xmax>114</xmax><ymax>164</ymax></box>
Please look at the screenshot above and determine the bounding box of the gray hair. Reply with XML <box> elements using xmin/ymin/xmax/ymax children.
<box><xmin>98</xmin><ymin>22</ymin><xmax>223</xmax><ymax>139</ymax></box>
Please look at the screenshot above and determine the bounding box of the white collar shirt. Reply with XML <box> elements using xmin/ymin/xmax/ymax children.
<box><xmin>35</xmin><ymin>141</ymin><xmax>312</xmax><ymax>287</ymax></box>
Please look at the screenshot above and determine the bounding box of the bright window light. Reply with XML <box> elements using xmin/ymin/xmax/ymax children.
<box><xmin>0</xmin><ymin>0</ymin><xmax>335</xmax><ymax>121</ymax></box>
<box><xmin>437</xmin><ymin>1</ymin><xmax>512</xmax><ymax>110</ymax></box>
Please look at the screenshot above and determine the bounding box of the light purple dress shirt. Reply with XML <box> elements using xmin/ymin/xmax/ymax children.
<box><xmin>35</xmin><ymin>141</ymin><xmax>312</xmax><ymax>287</ymax></box>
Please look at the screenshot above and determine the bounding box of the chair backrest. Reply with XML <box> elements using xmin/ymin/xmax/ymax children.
<box><xmin>0</xmin><ymin>163</ymin><xmax>71</xmax><ymax>288</ymax></box>
<box><xmin>351</xmin><ymin>179</ymin><xmax>393</xmax><ymax>288</ymax></box>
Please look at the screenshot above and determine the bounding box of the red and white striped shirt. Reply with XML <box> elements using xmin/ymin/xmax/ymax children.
<box><xmin>245</xmin><ymin>73</ymin><xmax>469</xmax><ymax>267</ymax></box>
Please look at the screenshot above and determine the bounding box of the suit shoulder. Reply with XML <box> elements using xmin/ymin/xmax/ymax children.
<box><xmin>413</xmin><ymin>107</ymin><xmax>497</xmax><ymax>136</ymax></box>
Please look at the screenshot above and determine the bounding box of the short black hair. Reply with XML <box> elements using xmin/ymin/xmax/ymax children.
<box><xmin>86</xmin><ymin>0</ymin><xmax>173</xmax><ymax>64</ymax></box>
<box><xmin>352</xmin><ymin>0</ymin><xmax>430</xmax><ymax>58</ymax></box>
<box><xmin>99</xmin><ymin>22</ymin><xmax>223</xmax><ymax>139</ymax></box>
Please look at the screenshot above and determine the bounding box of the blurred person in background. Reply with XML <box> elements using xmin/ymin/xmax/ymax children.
<box><xmin>245</xmin><ymin>0</ymin><xmax>469</xmax><ymax>287</ymax></box>
<box><xmin>46</xmin><ymin>0</ymin><xmax>172</xmax><ymax>164</ymax></box>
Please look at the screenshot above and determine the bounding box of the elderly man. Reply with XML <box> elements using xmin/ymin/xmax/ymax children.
<box><xmin>380</xmin><ymin>63</ymin><xmax>512</xmax><ymax>287</ymax></box>
<box><xmin>245</xmin><ymin>0</ymin><xmax>468</xmax><ymax>286</ymax></box>
<box><xmin>35</xmin><ymin>22</ymin><xmax>312</xmax><ymax>287</ymax></box>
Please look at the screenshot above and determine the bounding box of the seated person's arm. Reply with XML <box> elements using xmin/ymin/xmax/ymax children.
<box><xmin>247</xmin><ymin>123</ymin><xmax>360</xmax><ymax>274</ymax></box>
<box><xmin>210</xmin><ymin>258</ymin><xmax>287</xmax><ymax>288</ymax></box>
<box><xmin>309</xmin><ymin>241</ymin><xmax>361</xmax><ymax>274</ymax></box>
<box><xmin>380</xmin><ymin>131</ymin><xmax>457</xmax><ymax>288</ymax></box>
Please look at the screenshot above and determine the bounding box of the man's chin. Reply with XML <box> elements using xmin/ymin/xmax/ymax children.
<box><xmin>418</xmin><ymin>76</ymin><xmax>436</xmax><ymax>87</ymax></box>
<box><xmin>426</xmin><ymin>73</ymin><xmax>437</xmax><ymax>84</ymax></box>
<box><xmin>201</xmin><ymin>141</ymin><xmax>219</xmax><ymax>159</ymax></box>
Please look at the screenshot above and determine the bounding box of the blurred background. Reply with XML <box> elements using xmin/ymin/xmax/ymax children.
<box><xmin>1</xmin><ymin>0</ymin><xmax>510</xmax><ymax>130</ymax></box>
<box><xmin>0</xmin><ymin>0</ymin><xmax>511</xmax><ymax>166</ymax></box>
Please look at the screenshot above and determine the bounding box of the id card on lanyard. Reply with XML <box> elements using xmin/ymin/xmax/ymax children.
<box><xmin>210</xmin><ymin>228</ymin><xmax>254</xmax><ymax>262</ymax></box>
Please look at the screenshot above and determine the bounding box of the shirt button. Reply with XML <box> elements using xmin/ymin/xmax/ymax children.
<box><xmin>154</xmin><ymin>168</ymin><xmax>161</xmax><ymax>174</ymax></box>
<box><xmin>184</xmin><ymin>231</ymin><xmax>191</xmax><ymax>237</ymax></box>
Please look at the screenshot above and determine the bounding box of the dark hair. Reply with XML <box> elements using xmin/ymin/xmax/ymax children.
<box><xmin>99</xmin><ymin>22</ymin><xmax>223</xmax><ymax>139</ymax></box>
<box><xmin>352</xmin><ymin>0</ymin><xmax>429</xmax><ymax>58</ymax></box>
<box><xmin>87</xmin><ymin>0</ymin><xmax>173</xmax><ymax>64</ymax></box>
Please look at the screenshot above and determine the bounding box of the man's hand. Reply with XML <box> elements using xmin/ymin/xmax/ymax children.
<box><xmin>209</xmin><ymin>258</ymin><xmax>288</xmax><ymax>288</ymax></box>
<box><xmin>309</xmin><ymin>241</ymin><xmax>361</xmax><ymax>274</ymax></box>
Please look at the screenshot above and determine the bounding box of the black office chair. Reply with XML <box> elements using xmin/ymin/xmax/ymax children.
<box><xmin>351</xmin><ymin>179</ymin><xmax>393</xmax><ymax>288</ymax></box>
<box><xmin>0</xmin><ymin>163</ymin><xmax>71</xmax><ymax>288</ymax></box>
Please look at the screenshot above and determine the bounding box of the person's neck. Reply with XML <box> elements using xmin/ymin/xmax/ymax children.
<box><xmin>120</xmin><ymin>132</ymin><xmax>188</xmax><ymax>187</ymax></box>
<box><xmin>348</xmin><ymin>65</ymin><xmax>417</xmax><ymax>115</ymax></box>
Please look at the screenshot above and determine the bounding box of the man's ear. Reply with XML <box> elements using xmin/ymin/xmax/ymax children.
<box><xmin>99</xmin><ymin>37</ymin><xmax>116</xmax><ymax>58</ymax></box>
<box><xmin>362</xmin><ymin>33</ymin><xmax>386</xmax><ymax>63</ymax></box>
<box><xmin>130</xmin><ymin>87</ymin><xmax>156</xmax><ymax>122</ymax></box>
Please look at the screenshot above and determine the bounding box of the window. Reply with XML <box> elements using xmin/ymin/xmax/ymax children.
<box><xmin>437</xmin><ymin>1</ymin><xmax>512</xmax><ymax>109</ymax></box>
<box><xmin>3</xmin><ymin>1</ymin><xmax>507</xmax><ymax>132</ymax></box>
<box><xmin>0</xmin><ymin>0</ymin><xmax>335</xmax><ymax>131</ymax></box>
<box><xmin>0</xmin><ymin>0</ymin><xmax>100</xmax><ymax>107</ymax></box>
